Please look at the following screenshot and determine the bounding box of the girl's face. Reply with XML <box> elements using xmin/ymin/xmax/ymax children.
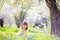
<box><xmin>21</xmin><ymin>25</ymin><xmax>28</xmax><ymax>30</ymax></box>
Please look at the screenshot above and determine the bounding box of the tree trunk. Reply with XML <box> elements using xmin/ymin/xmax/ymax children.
<box><xmin>0</xmin><ymin>18</ymin><xmax>3</xmax><ymax>27</ymax></box>
<box><xmin>17</xmin><ymin>10</ymin><xmax>26</xmax><ymax>28</ymax></box>
<box><xmin>45</xmin><ymin>0</ymin><xmax>60</xmax><ymax>37</ymax></box>
<box><xmin>19</xmin><ymin>10</ymin><xmax>25</xmax><ymax>26</ymax></box>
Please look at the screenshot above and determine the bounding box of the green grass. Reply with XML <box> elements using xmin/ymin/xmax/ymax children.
<box><xmin>0</xmin><ymin>24</ymin><xmax>59</xmax><ymax>40</ymax></box>
<box><xmin>0</xmin><ymin>26</ymin><xmax>19</xmax><ymax>33</ymax></box>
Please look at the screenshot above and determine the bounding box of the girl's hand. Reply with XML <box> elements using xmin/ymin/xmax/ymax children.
<box><xmin>18</xmin><ymin>33</ymin><xmax>23</xmax><ymax>36</ymax></box>
<box><xmin>26</xmin><ymin>35</ymin><xmax>32</xmax><ymax>38</ymax></box>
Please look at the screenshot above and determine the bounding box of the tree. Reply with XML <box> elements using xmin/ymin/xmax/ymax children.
<box><xmin>45</xmin><ymin>0</ymin><xmax>60</xmax><ymax>36</ymax></box>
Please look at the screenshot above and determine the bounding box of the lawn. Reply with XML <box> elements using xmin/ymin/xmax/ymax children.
<box><xmin>0</xmin><ymin>24</ymin><xmax>59</xmax><ymax>40</ymax></box>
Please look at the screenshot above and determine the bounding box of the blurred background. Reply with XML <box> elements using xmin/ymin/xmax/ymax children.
<box><xmin>0</xmin><ymin>0</ymin><xmax>60</xmax><ymax>40</ymax></box>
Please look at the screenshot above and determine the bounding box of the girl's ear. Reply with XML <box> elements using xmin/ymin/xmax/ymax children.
<box><xmin>20</xmin><ymin>24</ymin><xmax>22</xmax><ymax>29</ymax></box>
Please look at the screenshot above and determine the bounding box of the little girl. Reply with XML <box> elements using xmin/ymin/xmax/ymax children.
<box><xmin>17</xmin><ymin>22</ymin><xmax>32</xmax><ymax>38</ymax></box>
<box><xmin>18</xmin><ymin>22</ymin><xmax>29</xmax><ymax>36</ymax></box>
